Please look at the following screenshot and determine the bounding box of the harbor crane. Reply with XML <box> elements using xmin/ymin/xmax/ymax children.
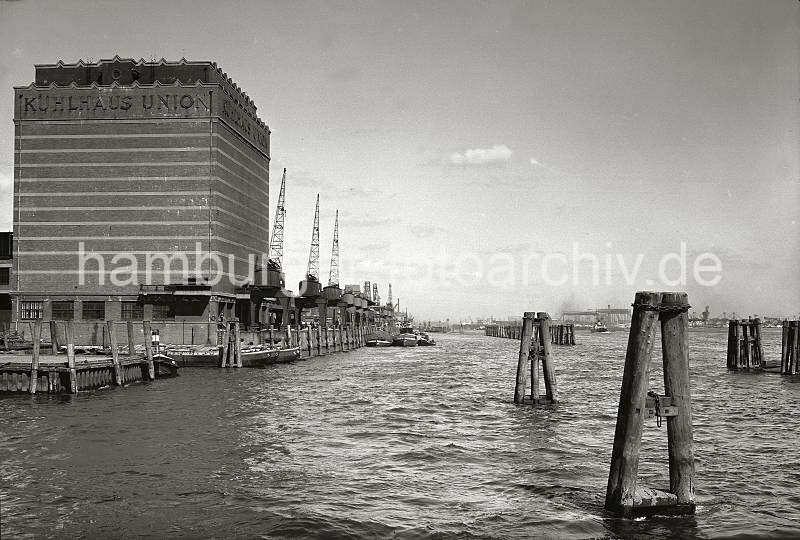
<box><xmin>306</xmin><ymin>194</ymin><xmax>320</xmax><ymax>282</ymax></box>
<box><xmin>322</xmin><ymin>210</ymin><xmax>344</xmax><ymax>326</ymax></box>
<box><xmin>328</xmin><ymin>210</ymin><xmax>339</xmax><ymax>287</ymax></box>
<box><xmin>267</xmin><ymin>168</ymin><xmax>286</xmax><ymax>270</ymax></box>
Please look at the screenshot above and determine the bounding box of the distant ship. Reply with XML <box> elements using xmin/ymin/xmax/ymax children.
<box><xmin>393</xmin><ymin>323</ymin><xmax>418</xmax><ymax>347</ymax></box>
<box><xmin>592</xmin><ymin>320</ymin><xmax>609</xmax><ymax>333</ymax></box>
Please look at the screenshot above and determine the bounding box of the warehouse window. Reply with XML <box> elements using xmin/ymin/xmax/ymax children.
<box><xmin>152</xmin><ymin>304</ymin><xmax>174</xmax><ymax>320</ymax></box>
<box><xmin>20</xmin><ymin>301</ymin><xmax>43</xmax><ymax>320</ymax></box>
<box><xmin>121</xmin><ymin>302</ymin><xmax>143</xmax><ymax>320</ymax></box>
<box><xmin>0</xmin><ymin>234</ymin><xmax>11</xmax><ymax>258</ymax></box>
<box><xmin>82</xmin><ymin>301</ymin><xmax>106</xmax><ymax>320</ymax></box>
<box><xmin>51</xmin><ymin>301</ymin><xmax>74</xmax><ymax>320</ymax></box>
<box><xmin>0</xmin><ymin>267</ymin><xmax>9</xmax><ymax>286</ymax></box>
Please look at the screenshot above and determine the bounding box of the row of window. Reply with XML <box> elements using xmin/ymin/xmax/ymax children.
<box><xmin>19</xmin><ymin>300</ymin><xmax>174</xmax><ymax>320</ymax></box>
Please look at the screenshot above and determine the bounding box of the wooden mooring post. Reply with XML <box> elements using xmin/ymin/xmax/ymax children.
<box><xmin>1</xmin><ymin>319</ymin><xmax>162</xmax><ymax>395</ymax></box>
<box><xmin>66</xmin><ymin>321</ymin><xmax>78</xmax><ymax>393</ymax></box>
<box><xmin>107</xmin><ymin>321</ymin><xmax>123</xmax><ymax>385</ymax></box>
<box><xmin>49</xmin><ymin>320</ymin><xmax>59</xmax><ymax>355</ymax></box>
<box><xmin>233</xmin><ymin>321</ymin><xmax>242</xmax><ymax>368</ymax></box>
<box><xmin>142</xmin><ymin>321</ymin><xmax>155</xmax><ymax>380</ymax></box>
<box><xmin>781</xmin><ymin>320</ymin><xmax>799</xmax><ymax>375</ymax></box>
<box><xmin>536</xmin><ymin>313</ymin><xmax>558</xmax><ymax>403</ymax></box>
<box><xmin>605</xmin><ymin>291</ymin><xmax>695</xmax><ymax>518</ymax></box>
<box><xmin>513</xmin><ymin>313</ymin><xmax>535</xmax><ymax>404</ymax></box>
<box><xmin>726</xmin><ymin>318</ymin><xmax>764</xmax><ymax>370</ymax></box>
<box><xmin>126</xmin><ymin>320</ymin><xmax>136</xmax><ymax>356</ymax></box>
<box><xmin>220</xmin><ymin>322</ymin><xmax>231</xmax><ymax>368</ymax></box>
<box><xmin>550</xmin><ymin>323</ymin><xmax>576</xmax><ymax>345</ymax></box>
<box><xmin>513</xmin><ymin>312</ymin><xmax>558</xmax><ymax>405</ymax></box>
<box><xmin>29</xmin><ymin>320</ymin><xmax>42</xmax><ymax>394</ymax></box>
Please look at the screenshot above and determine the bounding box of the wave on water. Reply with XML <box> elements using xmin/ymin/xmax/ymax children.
<box><xmin>1</xmin><ymin>330</ymin><xmax>798</xmax><ymax>538</ymax></box>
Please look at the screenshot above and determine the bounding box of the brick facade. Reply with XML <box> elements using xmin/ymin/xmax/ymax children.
<box><xmin>11</xmin><ymin>58</ymin><xmax>270</xmax><ymax>338</ymax></box>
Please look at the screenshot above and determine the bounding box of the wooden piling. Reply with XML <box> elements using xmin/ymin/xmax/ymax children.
<box><xmin>66</xmin><ymin>321</ymin><xmax>77</xmax><ymax>393</ymax></box>
<box><xmin>220</xmin><ymin>322</ymin><xmax>231</xmax><ymax>368</ymax></box>
<box><xmin>513</xmin><ymin>312</ymin><xmax>535</xmax><ymax>404</ymax></box>
<box><xmin>794</xmin><ymin>322</ymin><xmax>800</xmax><ymax>375</ymax></box>
<box><xmin>50</xmin><ymin>320</ymin><xmax>59</xmax><ymax>354</ymax></box>
<box><xmin>741</xmin><ymin>321</ymin><xmax>751</xmax><ymax>369</ymax></box>
<box><xmin>107</xmin><ymin>321</ymin><xmax>123</xmax><ymax>385</ymax></box>
<box><xmin>605</xmin><ymin>291</ymin><xmax>662</xmax><ymax>516</ymax></box>
<box><xmin>606</xmin><ymin>291</ymin><xmax>695</xmax><ymax>517</ymax></box>
<box><xmin>538</xmin><ymin>313</ymin><xmax>558</xmax><ymax>403</ymax></box>
<box><xmin>753</xmin><ymin>318</ymin><xmax>764</xmax><ymax>368</ymax></box>
<box><xmin>142</xmin><ymin>321</ymin><xmax>155</xmax><ymax>380</ymax></box>
<box><xmin>233</xmin><ymin>321</ymin><xmax>242</xmax><ymax>367</ymax></box>
<box><xmin>781</xmin><ymin>321</ymin><xmax>789</xmax><ymax>373</ymax></box>
<box><xmin>126</xmin><ymin>320</ymin><xmax>135</xmax><ymax>357</ymax></box>
<box><xmin>784</xmin><ymin>320</ymin><xmax>800</xmax><ymax>375</ymax></box>
<box><xmin>727</xmin><ymin>321</ymin><xmax>736</xmax><ymax>370</ymax></box>
<box><xmin>530</xmin><ymin>324</ymin><xmax>541</xmax><ymax>403</ymax></box>
<box><xmin>660</xmin><ymin>292</ymin><xmax>695</xmax><ymax>508</ymax></box>
<box><xmin>727</xmin><ymin>319</ymin><xmax>765</xmax><ymax>371</ymax></box>
<box><xmin>29</xmin><ymin>320</ymin><xmax>42</xmax><ymax>394</ymax></box>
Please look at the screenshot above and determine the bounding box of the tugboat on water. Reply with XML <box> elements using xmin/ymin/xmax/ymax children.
<box><xmin>417</xmin><ymin>332</ymin><xmax>436</xmax><ymax>346</ymax></box>
<box><xmin>393</xmin><ymin>324</ymin><xmax>419</xmax><ymax>347</ymax></box>
<box><xmin>592</xmin><ymin>320</ymin><xmax>609</xmax><ymax>333</ymax></box>
<box><xmin>152</xmin><ymin>354</ymin><xmax>180</xmax><ymax>378</ymax></box>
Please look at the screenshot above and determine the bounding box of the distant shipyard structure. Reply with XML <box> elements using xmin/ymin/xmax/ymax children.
<box><xmin>12</xmin><ymin>57</ymin><xmax>270</xmax><ymax>332</ymax></box>
<box><xmin>560</xmin><ymin>307</ymin><xmax>631</xmax><ymax>327</ymax></box>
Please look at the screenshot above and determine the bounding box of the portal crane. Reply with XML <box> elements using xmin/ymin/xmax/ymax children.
<box><xmin>328</xmin><ymin>209</ymin><xmax>339</xmax><ymax>286</ymax></box>
<box><xmin>267</xmin><ymin>168</ymin><xmax>286</xmax><ymax>269</ymax></box>
<box><xmin>306</xmin><ymin>194</ymin><xmax>320</xmax><ymax>281</ymax></box>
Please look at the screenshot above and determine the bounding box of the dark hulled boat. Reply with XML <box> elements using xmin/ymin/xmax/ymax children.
<box><xmin>152</xmin><ymin>354</ymin><xmax>179</xmax><ymax>378</ymax></box>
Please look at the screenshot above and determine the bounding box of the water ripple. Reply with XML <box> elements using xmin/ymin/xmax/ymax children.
<box><xmin>1</xmin><ymin>329</ymin><xmax>798</xmax><ymax>538</ymax></box>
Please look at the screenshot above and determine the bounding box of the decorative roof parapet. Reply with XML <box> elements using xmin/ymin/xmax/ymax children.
<box><xmin>31</xmin><ymin>56</ymin><xmax>266</xmax><ymax>128</ymax></box>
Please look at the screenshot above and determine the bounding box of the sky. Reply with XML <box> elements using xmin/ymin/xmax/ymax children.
<box><xmin>1</xmin><ymin>0</ymin><xmax>798</xmax><ymax>321</ymax></box>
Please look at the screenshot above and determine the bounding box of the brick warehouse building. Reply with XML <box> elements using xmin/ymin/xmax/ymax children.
<box><xmin>12</xmin><ymin>57</ymin><xmax>271</xmax><ymax>341</ymax></box>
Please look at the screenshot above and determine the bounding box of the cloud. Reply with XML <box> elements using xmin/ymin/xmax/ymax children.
<box><xmin>449</xmin><ymin>144</ymin><xmax>512</xmax><ymax>165</ymax></box>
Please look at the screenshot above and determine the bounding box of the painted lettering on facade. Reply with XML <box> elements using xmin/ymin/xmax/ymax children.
<box><xmin>15</xmin><ymin>86</ymin><xmax>270</xmax><ymax>154</ymax></box>
<box><xmin>18</xmin><ymin>90</ymin><xmax>211</xmax><ymax>116</ymax></box>
<box><xmin>220</xmin><ymin>98</ymin><xmax>269</xmax><ymax>153</ymax></box>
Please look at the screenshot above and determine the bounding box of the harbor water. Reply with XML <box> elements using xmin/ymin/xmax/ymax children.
<box><xmin>1</xmin><ymin>330</ymin><xmax>798</xmax><ymax>538</ymax></box>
